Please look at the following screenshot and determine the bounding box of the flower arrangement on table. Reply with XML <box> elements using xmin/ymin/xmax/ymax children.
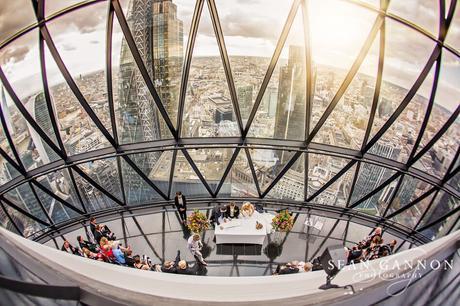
<box><xmin>187</xmin><ymin>210</ymin><xmax>211</xmax><ymax>234</ymax></box>
<box><xmin>271</xmin><ymin>209</ymin><xmax>294</xmax><ymax>232</ymax></box>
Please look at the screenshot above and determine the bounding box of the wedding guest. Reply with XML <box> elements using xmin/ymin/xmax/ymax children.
<box><xmin>61</xmin><ymin>240</ymin><xmax>80</xmax><ymax>255</ymax></box>
<box><xmin>174</xmin><ymin>191</ymin><xmax>187</xmax><ymax>224</ymax></box>
<box><xmin>225</xmin><ymin>202</ymin><xmax>240</xmax><ymax>219</ymax></box>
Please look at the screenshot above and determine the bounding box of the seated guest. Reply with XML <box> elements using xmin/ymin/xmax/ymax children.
<box><xmin>94</xmin><ymin>224</ymin><xmax>106</xmax><ymax>244</ymax></box>
<box><xmin>77</xmin><ymin>235</ymin><xmax>99</xmax><ymax>253</ymax></box>
<box><xmin>177</xmin><ymin>260</ymin><xmax>196</xmax><ymax>275</ymax></box>
<box><xmin>61</xmin><ymin>240</ymin><xmax>81</xmax><ymax>255</ymax></box>
<box><xmin>278</xmin><ymin>262</ymin><xmax>299</xmax><ymax>275</ymax></box>
<box><xmin>90</xmin><ymin>217</ymin><xmax>116</xmax><ymax>241</ymax></box>
<box><xmin>111</xmin><ymin>240</ymin><xmax>130</xmax><ymax>265</ymax></box>
<box><xmin>387</xmin><ymin>239</ymin><xmax>397</xmax><ymax>253</ymax></box>
<box><xmin>225</xmin><ymin>202</ymin><xmax>240</xmax><ymax>219</ymax></box>
<box><xmin>81</xmin><ymin>247</ymin><xmax>99</xmax><ymax>260</ymax></box>
<box><xmin>210</xmin><ymin>205</ymin><xmax>228</xmax><ymax>225</ymax></box>
<box><xmin>295</xmin><ymin>261</ymin><xmax>313</xmax><ymax>273</ymax></box>
<box><xmin>162</xmin><ymin>250</ymin><xmax>181</xmax><ymax>273</ymax></box>
<box><xmin>347</xmin><ymin>246</ymin><xmax>363</xmax><ymax>264</ymax></box>
<box><xmin>99</xmin><ymin>237</ymin><xmax>115</xmax><ymax>262</ymax></box>
<box><xmin>124</xmin><ymin>250</ymin><xmax>136</xmax><ymax>267</ymax></box>
<box><xmin>240</xmin><ymin>202</ymin><xmax>255</xmax><ymax>218</ymax></box>
<box><xmin>364</xmin><ymin>227</ymin><xmax>382</xmax><ymax>248</ymax></box>
<box><xmin>133</xmin><ymin>255</ymin><xmax>150</xmax><ymax>270</ymax></box>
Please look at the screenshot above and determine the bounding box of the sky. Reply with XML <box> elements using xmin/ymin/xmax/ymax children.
<box><xmin>0</xmin><ymin>0</ymin><xmax>459</xmax><ymax>112</ymax></box>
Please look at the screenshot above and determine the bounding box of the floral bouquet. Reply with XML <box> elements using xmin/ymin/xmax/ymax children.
<box><xmin>187</xmin><ymin>210</ymin><xmax>211</xmax><ymax>234</ymax></box>
<box><xmin>271</xmin><ymin>209</ymin><xmax>294</xmax><ymax>232</ymax></box>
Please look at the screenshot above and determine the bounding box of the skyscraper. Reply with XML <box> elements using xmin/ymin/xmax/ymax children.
<box><xmin>353</xmin><ymin>141</ymin><xmax>401</xmax><ymax>210</ymax></box>
<box><xmin>152</xmin><ymin>0</ymin><xmax>183</xmax><ymax>139</ymax></box>
<box><xmin>237</xmin><ymin>85</ymin><xmax>253</xmax><ymax>120</ymax></box>
<box><xmin>274</xmin><ymin>45</ymin><xmax>306</xmax><ymax>164</ymax></box>
<box><xmin>274</xmin><ymin>45</ymin><xmax>306</xmax><ymax>142</ymax></box>
<box><xmin>25</xmin><ymin>93</ymin><xmax>59</xmax><ymax>164</ymax></box>
<box><xmin>119</xmin><ymin>0</ymin><xmax>183</xmax><ymax>203</ymax></box>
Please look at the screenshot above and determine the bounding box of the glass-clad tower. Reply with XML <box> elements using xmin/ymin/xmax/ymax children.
<box><xmin>119</xmin><ymin>0</ymin><xmax>183</xmax><ymax>203</ymax></box>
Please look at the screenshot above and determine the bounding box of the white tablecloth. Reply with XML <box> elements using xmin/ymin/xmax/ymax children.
<box><xmin>214</xmin><ymin>212</ymin><xmax>274</xmax><ymax>244</ymax></box>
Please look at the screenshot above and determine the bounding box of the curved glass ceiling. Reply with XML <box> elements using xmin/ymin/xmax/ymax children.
<box><xmin>0</xmin><ymin>0</ymin><xmax>458</xmax><ymax>241</ymax></box>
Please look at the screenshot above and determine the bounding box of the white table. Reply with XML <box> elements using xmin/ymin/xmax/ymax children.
<box><xmin>214</xmin><ymin>213</ymin><xmax>274</xmax><ymax>244</ymax></box>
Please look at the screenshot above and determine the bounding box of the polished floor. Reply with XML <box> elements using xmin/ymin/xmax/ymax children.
<box><xmin>44</xmin><ymin>208</ymin><xmax>409</xmax><ymax>276</ymax></box>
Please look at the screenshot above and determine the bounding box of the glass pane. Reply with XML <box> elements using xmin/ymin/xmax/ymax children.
<box><xmin>170</xmin><ymin>150</ymin><xmax>209</xmax><ymax>197</ymax></box>
<box><xmin>421</xmin><ymin>210</ymin><xmax>459</xmax><ymax>240</ymax></box>
<box><xmin>248</xmin><ymin>8</ymin><xmax>305</xmax><ymax>140</ymax></box>
<box><xmin>445</xmin><ymin>6</ymin><xmax>460</xmax><ymax>51</ymax></box>
<box><xmin>418</xmin><ymin>190</ymin><xmax>459</xmax><ymax>229</ymax></box>
<box><xmin>72</xmin><ymin>169</ymin><xmax>118</xmax><ymax>212</ymax></box>
<box><xmin>313</xmin><ymin>162</ymin><xmax>357</xmax><ymax>207</ymax></box>
<box><xmin>36</xmin><ymin>168</ymin><xmax>84</xmax><ymax>212</ymax></box>
<box><xmin>389</xmin><ymin>191</ymin><xmax>436</xmax><ymax>229</ymax></box>
<box><xmin>188</xmin><ymin>147</ymin><xmax>234</xmax><ymax>192</ymax></box>
<box><xmin>309</xmin><ymin>0</ymin><xmax>377</xmax><ymax>130</ymax></box>
<box><xmin>0</xmin><ymin>75</ymin><xmax>60</xmax><ymax>170</ymax></box>
<box><xmin>44</xmin><ymin>44</ymin><xmax>111</xmax><ymax>155</ymax></box>
<box><xmin>181</xmin><ymin>4</ymin><xmax>239</xmax><ymax>138</ymax></box>
<box><xmin>221</xmin><ymin>149</ymin><xmax>258</xmax><ymax>197</ymax></box>
<box><xmin>129</xmin><ymin>151</ymin><xmax>172</xmax><ymax>196</ymax></box>
<box><xmin>312</xmin><ymin>36</ymin><xmax>379</xmax><ymax>149</ymax></box>
<box><xmin>417</xmin><ymin>50</ymin><xmax>459</xmax><ymax>150</ymax></box>
<box><xmin>215</xmin><ymin>0</ymin><xmax>293</xmax><ymax>122</ymax></box>
<box><xmin>248</xmin><ymin>147</ymin><xmax>296</xmax><ymax>193</ymax></box>
<box><xmin>0</xmin><ymin>1</ymin><xmax>37</xmax><ymax>42</ymax></box>
<box><xmin>45</xmin><ymin>0</ymin><xmax>85</xmax><ymax>16</ymax></box>
<box><xmin>368</xmin><ymin>65</ymin><xmax>435</xmax><ymax>163</ymax></box>
<box><xmin>307</xmin><ymin>154</ymin><xmax>352</xmax><ymax>198</ymax></box>
<box><xmin>368</xmin><ymin>18</ymin><xmax>436</xmax><ymax>141</ymax></box>
<box><xmin>386</xmin><ymin>174</ymin><xmax>433</xmax><ymax>216</ymax></box>
<box><xmin>46</xmin><ymin>1</ymin><xmax>113</xmax><ymax>137</ymax></box>
<box><xmin>33</xmin><ymin>185</ymin><xmax>77</xmax><ymax>223</ymax></box>
<box><xmin>78</xmin><ymin>158</ymin><xmax>124</xmax><ymax>202</ymax></box>
<box><xmin>266</xmin><ymin>156</ymin><xmax>303</xmax><ymax>201</ymax></box>
<box><xmin>388</xmin><ymin>0</ymin><xmax>439</xmax><ymax>35</ymax></box>
<box><xmin>120</xmin><ymin>156</ymin><xmax>162</xmax><ymax>205</ymax></box>
<box><xmin>350</xmin><ymin>162</ymin><xmax>398</xmax><ymax>208</ymax></box>
<box><xmin>1</xmin><ymin>203</ymin><xmax>45</xmax><ymax>238</ymax></box>
<box><xmin>118</xmin><ymin>0</ymin><xmax>194</xmax><ymax>136</ymax></box>
<box><xmin>4</xmin><ymin>184</ymin><xmax>48</xmax><ymax>223</ymax></box>
<box><xmin>0</xmin><ymin>205</ymin><xmax>20</xmax><ymax>234</ymax></box>
<box><xmin>113</xmin><ymin>11</ymin><xmax>174</xmax><ymax>144</ymax></box>
<box><xmin>413</xmin><ymin>118</ymin><xmax>460</xmax><ymax>179</ymax></box>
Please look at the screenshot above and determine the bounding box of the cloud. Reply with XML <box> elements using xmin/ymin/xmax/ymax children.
<box><xmin>0</xmin><ymin>2</ymin><xmax>36</xmax><ymax>43</ymax></box>
<box><xmin>0</xmin><ymin>45</ymin><xmax>29</xmax><ymax>65</ymax></box>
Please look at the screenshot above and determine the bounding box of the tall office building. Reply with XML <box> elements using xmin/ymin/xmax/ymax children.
<box><xmin>119</xmin><ymin>0</ymin><xmax>183</xmax><ymax>203</ymax></box>
<box><xmin>25</xmin><ymin>93</ymin><xmax>59</xmax><ymax>164</ymax></box>
<box><xmin>237</xmin><ymin>85</ymin><xmax>253</xmax><ymax>120</ymax></box>
<box><xmin>274</xmin><ymin>45</ymin><xmax>306</xmax><ymax>163</ymax></box>
<box><xmin>152</xmin><ymin>0</ymin><xmax>183</xmax><ymax>139</ymax></box>
<box><xmin>353</xmin><ymin>141</ymin><xmax>401</xmax><ymax>209</ymax></box>
<box><xmin>274</xmin><ymin>46</ymin><xmax>306</xmax><ymax>142</ymax></box>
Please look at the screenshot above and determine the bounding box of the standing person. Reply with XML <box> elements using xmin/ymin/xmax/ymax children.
<box><xmin>187</xmin><ymin>234</ymin><xmax>207</xmax><ymax>266</ymax></box>
<box><xmin>174</xmin><ymin>191</ymin><xmax>187</xmax><ymax>224</ymax></box>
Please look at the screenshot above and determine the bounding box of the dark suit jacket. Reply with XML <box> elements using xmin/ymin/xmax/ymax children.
<box><xmin>210</xmin><ymin>207</ymin><xmax>225</xmax><ymax>224</ymax></box>
<box><xmin>94</xmin><ymin>230</ymin><xmax>105</xmax><ymax>244</ymax></box>
<box><xmin>90</xmin><ymin>223</ymin><xmax>97</xmax><ymax>236</ymax></box>
<box><xmin>279</xmin><ymin>267</ymin><xmax>299</xmax><ymax>275</ymax></box>
<box><xmin>174</xmin><ymin>195</ymin><xmax>187</xmax><ymax>210</ymax></box>
<box><xmin>176</xmin><ymin>264</ymin><xmax>196</xmax><ymax>275</ymax></box>
<box><xmin>61</xmin><ymin>244</ymin><xmax>80</xmax><ymax>255</ymax></box>
<box><xmin>162</xmin><ymin>251</ymin><xmax>181</xmax><ymax>274</ymax></box>
<box><xmin>225</xmin><ymin>205</ymin><xmax>240</xmax><ymax>219</ymax></box>
<box><xmin>79</xmin><ymin>240</ymin><xmax>99</xmax><ymax>253</ymax></box>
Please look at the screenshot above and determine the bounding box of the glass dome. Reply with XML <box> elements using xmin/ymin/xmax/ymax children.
<box><xmin>0</xmin><ymin>0</ymin><xmax>458</xmax><ymax>243</ymax></box>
